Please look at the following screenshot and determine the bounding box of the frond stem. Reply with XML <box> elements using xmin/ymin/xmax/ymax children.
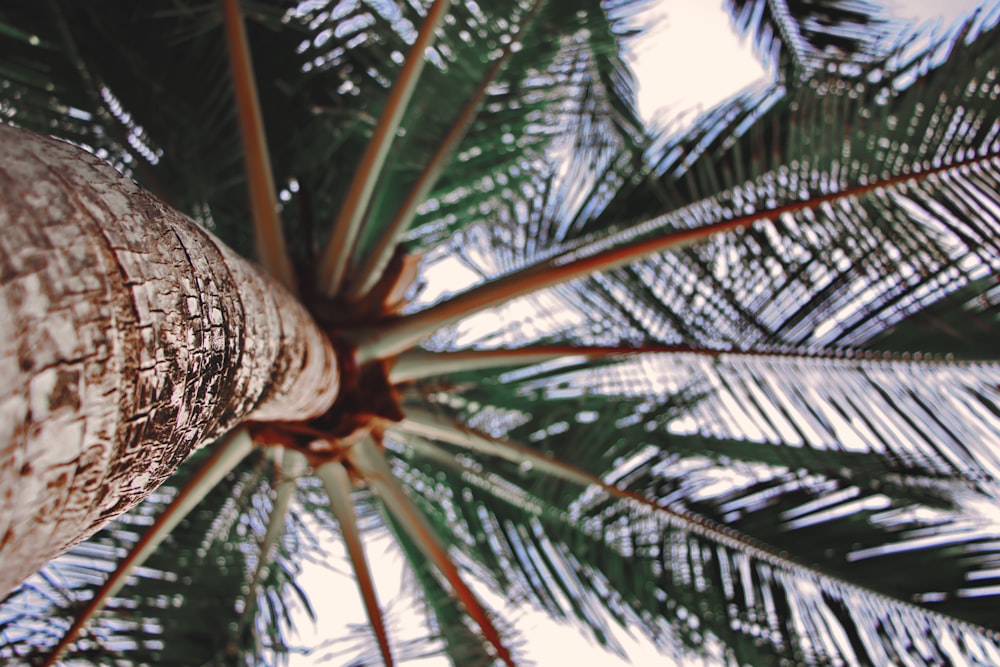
<box><xmin>343</xmin><ymin>0</ymin><xmax>546</xmax><ymax>301</ymax></box>
<box><xmin>43</xmin><ymin>429</ymin><xmax>254</xmax><ymax>666</ymax></box>
<box><xmin>393</xmin><ymin>410</ymin><xmax>1000</xmax><ymax>640</ymax></box>
<box><xmin>387</xmin><ymin>342</ymin><xmax>979</xmax><ymax>383</ymax></box>
<box><xmin>316</xmin><ymin>0</ymin><xmax>452</xmax><ymax>297</ymax></box>
<box><xmin>355</xmin><ymin>150</ymin><xmax>1000</xmax><ymax>362</ymax></box>
<box><xmin>222</xmin><ymin>0</ymin><xmax>297</xmax><ymax>292</ymax></box>
<box><xmin>236</xmin><ymin>446</ymin><xmax>306</xmax><ymax>636</ymax></box>
<box><xmin>315</xmin><ymin>457</ymin><xmax>395</xmax><ymax>667</ymax></box>
<box><xmin>344</xmin><ymin>436</ymin><xmax>514</xmax><ymax>666</ymax></box>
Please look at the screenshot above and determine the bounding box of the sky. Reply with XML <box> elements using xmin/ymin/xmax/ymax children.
<box><xmin>287</xmin><ymin>1</ymin><xmax>985</xmax><ymax>666</ymax></box>
<box><xmin>628</xmin><ymin>1</ymin><xmax>764</xmax><ymax>126</ymax></box>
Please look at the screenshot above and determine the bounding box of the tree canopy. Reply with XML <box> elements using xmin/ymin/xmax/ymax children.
<box><xmin>1</xmin><ymin>0</ymin><xmax>999</xmax><ymax>665</ymax></box>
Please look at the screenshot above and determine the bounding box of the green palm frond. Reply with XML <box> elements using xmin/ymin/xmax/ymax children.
<box><xmin>382</xmin><ymin>508</ymin><xmax>509</xmax><ymax>667</ymax></box>
<box><xmin>438</xmin><ymin>5</ymin><xmax>999</xmax><ymax>362</ymax></box>
<box><xmin>375</xmin><ymin>0</ymin><xmax>650</xmax><ymax>262</ymax></box>
<box><xmin>722</xmin><ymin>0</ymin><xmax>899</xmax><ymax>78</ymax></box>
<box><xmin>390</xmin><ymin>432</ymin><xmax>999</xmax><ymax>665</ymax></box>
<box><xmin>0</xmin><ymin>0</ymin><xmax>648</xmax><ymax>287</ymax></box>
<box><xmin>0</xmin><ymin>445</ymin><xmax>312</xmax><ymax>666</ymax></box>
<box><xmin>422</xmin><ymin>348</ymin><xmax>1000</xmax><ymax>618</ymax></box>
<box><xmin>431</xmin><ymin>349</ymin><xmax>1000</xmax><ymax>480</ymax></box>
<box><xmin>388</xmin><ymin>350</ymin><xmax>1000</xmax><ymax>662</ymax></box>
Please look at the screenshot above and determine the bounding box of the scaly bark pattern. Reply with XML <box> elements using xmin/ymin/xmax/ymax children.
<box><xmin>0</xmin><ymin>125</ymin><xmax>339</xmax><ymax>594</ymax></box>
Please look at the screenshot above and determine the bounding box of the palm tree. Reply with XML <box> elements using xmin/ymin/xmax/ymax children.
<box><xmin>1</xmin><ymin>0</ymin><xmax>999</xmax><ymax>664</ymax></box>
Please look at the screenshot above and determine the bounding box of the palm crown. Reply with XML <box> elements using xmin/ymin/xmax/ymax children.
<box><xmin>1</xmin><ymin>0</ymin><xmax>999</xmax><ymax>665</ymax></box>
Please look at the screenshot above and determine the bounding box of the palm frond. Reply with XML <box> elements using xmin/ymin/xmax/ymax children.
<box><xmin>379</xmin><ymin>345</ymin><xmax>1000</xmax><ymax>660</ymax></box>
<box><xmin>433</xmin><ymin>351</ymin><xmax>996</xmax><ymax>586</ymax></box>
<box><xmin>344</xmin><ymin>436</ymin><xmax>517</xmax><ymax>666</ymax></box>
<box><xmin>430</xmin><ymin>7</ymin><xmax>1000</xmax><ymax>363</ymax></box>
<box><xmin>315</xmin><ymin>458</ymin><xmax>394</xmax><ymax>666</ymax></box>
<box><xmin>357</xmin><ymin>0</ymin><xmax>650</xmax><ymax>264</ymax></box>
<box><xmin>0</xmin><ymin>440</ymin><xmax>311</xmax><ymax>666</ymax></box>
<box><xmin>389</xmin><ymin>427</ymin><xmax>1000</xmax><ymax>665</ymax></box>
<box><xmin>0</xmin><ymin>0</ymin><xmax>649</xmax><ymax>295</ymax></box>
<box><xmin>722</xmin><ymin>0</ymin><xmax>898</xmax><ymax>77</ymax></box>
<box><xmin>382</xmin><ymin>507</ymin><xmax>505</xmax><ymax>667</ymax></box>
<box><xmin>343</xmin><ymin>0</ymin><xmax>552</xmax><ymax>301</ymax></box>
<box><xmin>316</xmin><ymin>0</ymin><xmax>451</xmax><ymax>297</ymax></box>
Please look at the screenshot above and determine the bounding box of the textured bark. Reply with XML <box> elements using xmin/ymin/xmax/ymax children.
<box><xmin>0</xmin><ymin>125</ymin><xmax>339</xmax><ymax>594</ymax></box>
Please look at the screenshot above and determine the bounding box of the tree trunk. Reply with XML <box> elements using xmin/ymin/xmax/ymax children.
<box><xmin>0</xmin><ymin>125</ymin><xmax>339</xmax><ymax>595</ymax></box>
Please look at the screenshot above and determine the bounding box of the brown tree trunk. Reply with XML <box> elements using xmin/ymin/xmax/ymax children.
<box><xmin>0</xmin><ymin>125</ymin><xmax>339</xmax><ymax>595</ymax></box>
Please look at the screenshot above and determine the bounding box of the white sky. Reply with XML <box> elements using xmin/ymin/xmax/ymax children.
<box><xmin>627</xmin><ymin>1</ymin><xmax>765</xmax><ymax>126</ymax></box>
<box><xmin>289</xmin><ymin>2</ymin><xmax>985</xmax><ymax>666</ymax></box>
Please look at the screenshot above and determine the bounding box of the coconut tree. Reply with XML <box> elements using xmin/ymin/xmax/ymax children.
<box><xmin>1</xmin><ymin>0</ymin><xmax>999</xmax><ymax>665</ymax></box>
